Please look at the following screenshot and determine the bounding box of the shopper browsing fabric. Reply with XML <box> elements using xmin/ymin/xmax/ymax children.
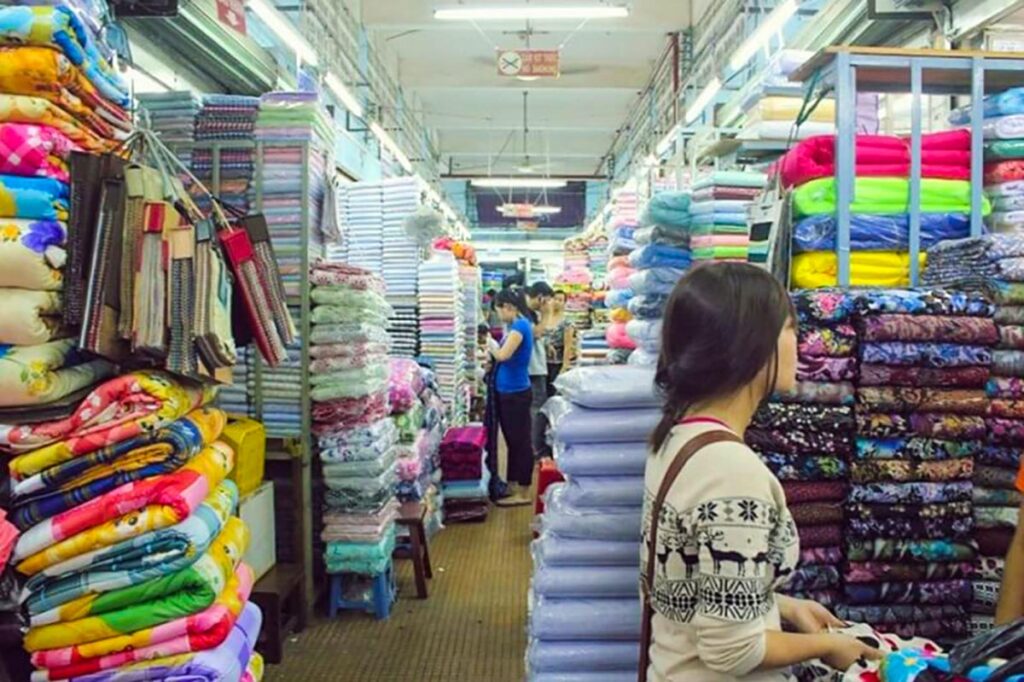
<box><xmin>641</xmin><ymin>263</ymin><xmax>880</xmax><ymax>681</ymax></box>
<box><xmin>525</xmin><ymin>281</ymin><xmax>555</xmax><ymax>458</ymax></box>
<box><xmin>491</xmin><ymin>289</ymin><xmax>535</xmax><ymax>507</ymax></box>
<box><xmin>546</xmin><ymin>290</ymin><xmax>578</xmax><ymax>396</ymax></box>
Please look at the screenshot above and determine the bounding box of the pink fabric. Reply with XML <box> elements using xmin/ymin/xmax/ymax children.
<box><xmin>916</xmin><ymin>128</ymin><xmax>970</xmax><ymax>151</ymax></box>
<box><xmin>312</xmin><ymin>391</ymin><xmax>390</xmax><ymax>433</ymax></box>
<box><xmin>608</xmin><ymin>266</ymin><xmax>635</xmax><ymax>290</ymax></box>
<box><xmin>606</xmin><ymin>322</ymin><xmax>637</xmax><ymax>350</ymax></box>
<box><xmin>0</xmin><ymin>123</ymin><xmax>78</xmax><ymax>182</ymax></box>
<box><xmin>607</xmin><ymin>256</ymin><xmax>630</xmax><ymax>270</ymax></box>
<box><xmin>0</xmin><ymin>509</ymin><xmax>17</xmax><ymax>569</ymax></box>
<box><xmin>986</xmin><ymin>160</ymin><xmax>1024</xmax><ymax>184</ymax></box>
<box><xmin>388</xmin><ymin>358</ymin><xmax>424</xmax><ymax>414</ymax></box>
<box><xmin>690</xmin><ymin>235</ymin><xmax>750</xmax><ymax>248</ymax></box>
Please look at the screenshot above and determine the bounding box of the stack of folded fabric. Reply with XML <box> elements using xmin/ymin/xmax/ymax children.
<box><xmin>338</xmin><ymin>182</ymin><xmax>383</xmax><ymax>274</ymax></box>
<box><xmin>390</xmin><ymin>359</ymin><xmax>434</xmax><ymax>504</ymax></box>
<box><xmin>689</xmin><ymin>170</ymin><xmax>765</xmax><ymax>264</ymax></box>
<box><xmin>605</xmin><ymin>190</ymin><xmax>639</xmax><ymax>362</ymax></box>
<box><xmin>625</xmin><ymin>191</ymin><xmax>691</xmax><ymax>366</ymax></box>
<box><xmin>417</xmin><ymin>374</ymin><xmax>449</xmax><ymax>536</ymax></box>
<box><xmin>381</xmin><ymin>177</ymin><xmax>422</xmax><ymax>357</ymax></box>
<box><xmin>587</xmin><ymin>233</ymin><xmax>609</xmax><ymax>331</ymax></box>
<box><xmin>840</xmin><ymin>288</ymin><xmax>996</xmax><ymax>643</ymax></box>
<box><xmin>527</xmin><ymin>366</ymin><xmax>659</xmax><ymax>681</ymax></box>
<box><xmin>191</xmin><ymin>94</ymin><xmax>260</xmax><ymax>216</ymax></box>
<box><xmin>459</xmin><ymin>262</ymin><xmax>482</xmax><ymax>408</ymax></box>
<box><xmin>310</xmin><ymin>263</ymin><xmax>398</xmax><ymax>581</ymax></box>
<box><xmin>3</xmin><ymin>371</ymin><xmax>264</xmax><ymax>681</ymax></box>
<box><xmin>136</xmin><ymin>91</ymin><xmax>201</xmax><ymax>150</ymax></box>
<box><xmin>419</xmin><ymin>250</ymin><xmax>466</xmax><ymax>416</ymax></box>
<box><xmin>735</xmin><ymin>49</ymin><xmax>837</xmax><ymax>142</ymax></box>
<box><xmin>439</xmin><ymin>424</ymin><xmax>489</xmax><ymax>523</ymax></box>
<box><xmin>746</xmin><ymin>290</ymin><xmax>860</xmax><ymax>609</ymax></box>
<box><xmin>556</xmin><ymin>268</ymin><xmax>593</xmax><ymax>331</ymax></box>
<box><xmin>563</xmin><ymin>237</ymin><xmax>589</xmax><ymax>271</ymax></box>
<box><xmin>782</xmin><ymin>131</ymin><xmax>984</xmax><ymax>289</ymax></box>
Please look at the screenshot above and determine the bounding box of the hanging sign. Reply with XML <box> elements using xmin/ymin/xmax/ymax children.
<box><xmin>518</xmin><ymin>220</ymin><xmax>539</xmax><ymax>231</ymax></box>
<box><xmin>500</xmin><ymin>203</ymin><xmax>538</xmax><ymax>219</ymax></box>
<box><xmin>497</xmin><ymin>49</ymin><xmax>560</xmax><ymax>78</ymax></box>
<box><xmin>216</xmin><ymin>0</ymin><xmax>247</xmax><ymax>35</ymax></box>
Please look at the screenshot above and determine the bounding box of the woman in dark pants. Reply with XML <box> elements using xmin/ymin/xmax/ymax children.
<box><xmin>490</xmin><ymin>289</ymin><xmax>535</xmax><ymax>507</ymax></box>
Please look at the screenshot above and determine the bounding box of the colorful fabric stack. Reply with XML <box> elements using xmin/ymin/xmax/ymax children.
<box><xmin>3</xmin><ymin>371</ymin><xmax>264</xmax><ymax>681</ymax></box>
<box><xmin>0</xmin><ymin>4</ymin><xmax>133</xmax><ymax>406</ymax></box>
<box><xmin>382</xmin><ymin>177</ymin><xmax>423</xmax><ymax>358</ymax></box>
<box><xmin>459</xmin><ymin>263</ymin><xmax>482</xmax><ymax>409</ymax></box>
<box><xmin>783</xmin><ymin>132</ymin><xmax>982</xmax><ymax>289</ymax></box>
<box><xmin>136</xmin><ymin>91</ymin><xmax>200</xmax><ymax>168</ymax></box>
<box><xmin>390</xmin><ymin>359</ymin><xmax>431</xmax><ymax>503</ymax></box>
<box><xmin>586</xmin><ymin>233</ymin><xmax>609</xmax><ymax>332</ymax></box>
<box><xmin>735</xmin><ymin>49</ymin><xmax>838</xmax><ymax>142</ymax></box>
<box><xmin>747</xmin><ymin>290</ymin><xmax>859</xmax><ymax>610</ymax></box>
<box><xmin>838</xmin><ymin>288</ymin><xmax>996</xmax><ymax>643</ymax></box>
<box><xmin>624</xmin><ymin>190</ymin><xmax>692</xmax><ymax>365</ymax></box>
<box><xmin>439</xmin><ymin>424</ymin><xmax>489</xmax><ymax>523</ymax></box>
<box><xmin>528</xmin><ymin>366</ymin><xmax>658</xmax><ymax>680</ymax></box>
<box><xmin>689</xmin><ymin>170</ymin><xmax>764</xmax><ymax>264</ymax></box>
<box><xmin>419</xmin><ymin>250</ymin><xmax>466</xmax><ymax>419</ymax></box>
<box><xmin>605</xmin><ymin>191</ymin><xmax>639</xmax><ymax>363</ymax></box>
<box><xmin>310</xmin><ymin>263</ymin><xmax>398</xmax><ymax>578</ymax></box>
<box><xmin>191</xmin><ymin>94</ymin><xmax>260</xmax><ymax>216</ymax></box>
<box><xmin>555</xmin><ymin>267</ymin><xmax>593</xmax><ymax>331</ymax></box>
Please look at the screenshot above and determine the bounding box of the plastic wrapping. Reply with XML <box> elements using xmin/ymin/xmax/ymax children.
<box><xmin>625</xmin><ymin>319</ymin><xmax>662</xmax><ymax>353</ymax></box>
<box><xmin>527</xmin><ymin>640</ymin><xmax>639</xmax><ymax>674</ymax></box>
<box><xmin>554</xmin><ymin>441</ymin><xmax>647</xmax><ymax>477</ymax></box>
<box><xmin>530</xmin><ymin>673</ymin><xmax>636</xmax><ymax>682</ymax></box>
<box><xmin>628</xmin><ymin>268</ymin><xmax>686</xmax><ymax>296</ymax></box>
<box><xmin>442</xmin><ymin>468</ymin><xmax>491</xmax><ymax>499</ymax></box>
<box><xmin>605</xmin><ymin>322</ymin><xmax>637</xmax><ymax>351</ymax></box>
<box><xmin>627</xmin><ymin>294</ymin><xmax>668</xmax><ymax>320</ymax></box>
<box><xmin>792</xmin><ymin>213</ymin><xmax>971</xmax><ymax>252</ymax></box>
<box><xmin>791</xmin><ymin>251</ymin><xmax>925</xmax><ymax>289</ymax></box>
<box><xmin>532</xmin><ymin>534</ymin><xmax>640</xmax><ymax>567</ymax></box>
<box><xmin>529</xmin><ymin>592</ymin><xmax>642</xmax><ymax>640</ymax></box>
<box><xmin>322</xmin><ymin>447</ymin><xmax>398</xmax><ymax>479</ymax></box>
<box><xmin>323</xmin><ymin>465</ymin><xmax>397</xmax><ymax>497</ymax></box>
<box><xmin>634</xmin><ymin>225</ymin><xmax>689</xmax><ymax>247</ymax></box>
<box><xmin>553</xmin><ymin>366</ymin><xmax>658</xmax><ymax>409</ymax></box>
<box><xmin>640</xmin><ymin>191</ymin><xmax>691</xmax><ymax>227</ymax></box>
<box><xmin>558</xmin><ymin>476</ymin><xmax>644</xmax><ymax>508</ymax></box>
<box><xmin>608</xmin><ymin>266</ymin><xmax>635</xmax><ymax>290</ymax></box>
<box><xmin>627</xmin><ymin>348</ymin><xmax>658</xmax><ymax>367</ymax></box>
<box><xmin>544</xmin><ymin>397</ymin><xmax>660</xmax><ymax>444</ymax></box>
<box><xmin>539</xmin><ymin>484</ymin><xmax>642</xmax><ymax>540</ymax></box>
<box><xmin>604</xmin><ymin>288</ymin><xmax>634</xmax><ymax>309</ymax></box>
<box><xmin>628</xmin><ymin>244</ymin><xmax>691</xmax><ymax>270</ymax></box>
<box><xmin>533</xmin><ymin>565</ymin><xmax>638</xmax><ymax>598</ymax></box>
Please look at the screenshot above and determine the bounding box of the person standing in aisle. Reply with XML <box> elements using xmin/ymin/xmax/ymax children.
<box><xmin>546</xmin><ymin>290</ymin><xmax>577</xmax><ymax>397</ymax></box>
<box><xmin>525</xmin><ymin>281</ymin><xmax>555</xmax><ymax>460</ymax></box>
<box><xmin>490</xmin><ymin>289</ymin><xmax>535</xmax><ymax>507</ymax></box>
<box><xmin>640</xmin><ymin>263</ymin><xmax>880</xmax><ymax>681</ymax></box>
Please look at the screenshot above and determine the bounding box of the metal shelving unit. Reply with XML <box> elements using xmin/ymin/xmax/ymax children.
<box><xmin>793</xmin><ymin>46</ymin><xmax>1024</xmax><ymax>286</ymax></box>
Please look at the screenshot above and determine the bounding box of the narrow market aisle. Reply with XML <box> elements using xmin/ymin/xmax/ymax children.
<box><xmin>265</xmin><ymin>504</ymin><xmax>534</xmax><ymax>682</ymax></box>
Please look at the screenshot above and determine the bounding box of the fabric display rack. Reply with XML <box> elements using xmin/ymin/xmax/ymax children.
<box><xmin>527</xmin><ymin>366</ymin><xmax>658</xmax><ymax>681</ymax></box>
<box><xmin>557</xmin><ymin>237</ymin><xmax>594</xmax><ymax>331</ymax></box>
<box><xmin>459</xmin><ymin>262</ymin><xmax>483</xmax><ymax>409</ymax></box>
<box><xmin>688</xmin><ymin>170</ymin><xmax>764</xmax><ymax>265</ymax></box>
<box><xmin>419</xmin><ymin>248</ymin><xmax>469</xmax><ymax>424</ymax></box>
<box><xmin>604</xmin><ymin>190</ymin><xmax>640</xmax><ymax>364</ymax></box>
<box><xmin>439</xmin><ymin>424</ymin><xmax>490</xmax><ymax>523</ymax></box>
<box><xmin>310</xmin><ymin>262</ymin><xmax>399</xmax><ymax>617</ymax></box>
<box><xmin>623</xmin><ymin>190</ymin><xmax>692</xmax><ymax>366</ymax></box>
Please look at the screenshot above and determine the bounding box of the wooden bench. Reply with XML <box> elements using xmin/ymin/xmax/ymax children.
<box><xmin>251</xmin><ymin>563</ymin><xmax>305</xmax><ymax>664</ymax></box>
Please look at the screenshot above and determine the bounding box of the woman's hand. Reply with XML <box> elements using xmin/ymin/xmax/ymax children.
<box><xmin>778</xmin><ymin>596</ymin><xmax>844</xmax><ymax>634</ymax></box>
<box><xmin>821</xmin><ymin>634</ymin><xmax>882</xmax><ymax>671</ymax></box>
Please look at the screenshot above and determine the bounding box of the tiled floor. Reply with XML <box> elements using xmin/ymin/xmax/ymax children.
<box><xmin>264</xmin><ymin>503</ymin><xmax>533</xmax><ymax>682</ymax></box>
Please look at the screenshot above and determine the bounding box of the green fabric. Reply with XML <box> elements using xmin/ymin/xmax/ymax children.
<box><xmin>393</xmin><ymin>403</ymin><xmax>424</xmax><ymax>442</ymax></box>
<box><xmin>987</xmin><ymin>140</ymin><xmax>1024</xmax><ymax>160</ymax></box>
<box><xmin>692</xmin><ymin>170</ymin><xmax>767</xmax><ymax>190</ymax></box>
<box><xmin>792</xmin><ymin>177</ymin><xmax>992</xmax><ymax>218</ymax></box>
<box><xmin>311</xmin><ymin>305</ymin><xmax>390</xmax><ymax>326</ymax></box>
<box><xmin>693</xmin><ymin>246</ymin><xmax>749</xmax><ymax>259</ymax></box>
<box><xmin>324</xmin><ymin>528</ymin><xmax>396</xmax><ymax>575</ymax></box>
<box><xmin>310</xmin><ymin>287</ymin><xmax>390</xmax><ymax>311</ymax></box>
<box><xmin>688</xmin><ymin>224</ymin><xmax>749</xmax><ymax>236</ymax></box>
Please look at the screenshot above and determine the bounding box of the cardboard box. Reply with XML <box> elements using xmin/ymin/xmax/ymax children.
<box><xmin>239</xmin><ymin>481</ymin><xmax>276</xmax><ymax>581</ymax></box>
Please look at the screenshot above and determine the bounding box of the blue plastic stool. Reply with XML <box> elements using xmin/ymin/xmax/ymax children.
<box><xmin>327</xmin><ymin>562</ymin><xmax>396</xmax><ymax>620</ymax></box>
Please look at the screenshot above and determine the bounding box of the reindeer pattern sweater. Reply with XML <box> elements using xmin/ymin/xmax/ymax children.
<box><xmin>641</xmin><ymin>422</ymin><xmax>800</xmax><ymax>681</ymax></box>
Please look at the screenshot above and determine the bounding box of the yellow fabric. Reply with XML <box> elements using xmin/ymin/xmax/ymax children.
<box><xmin>746</xmin><ymin>96</ymin><xmax>835</xmax><ymax>124</ymax></box>
<box><xmin>0</xmin><ymin>94</ymin><xmax>111</xmax><ymax>151</ymax></box>
<box><xmin>791</xmin><ymin>251</ymin><xmax>927</xmax><ymax>289</ymax></box>
<box><xmin>609</xmin><ymin>308</ymin><xmax>633</xmax><ymax>323</ymax></box>
<box><xmin>246</xmin><ymin>653</ymin><xmax>265</xmax><ymax>681</ymax></box>
<box><xmin>16</xmin><ymin>442</ymin><xmax>235</xmax><ymax>576</ymax></box>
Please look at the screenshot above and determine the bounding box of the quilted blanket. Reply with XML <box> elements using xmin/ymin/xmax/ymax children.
<box><xmin>0</xmin><ymin>94</ymin><xmax>112</xmax><ymax>152</ymax></box>
<box><xmin>0</xmin><ymin>340</ymin><xmax>113</xmax><ymax>409</ymax></box>
<box><xmin>10</xmin><ymin>408</ymin><xmax>228</xmax><ymax>530</ymax></box>
<box><xmin>0</xmin><ymin>123</ymin><xmax>77</xmax><ymax>182</ymax></box>
<box><xmin>0</xmin><ymin>288</ymin><xmax>63</xmax><ymax>345</ymax></box>
<box><xmin>14</xmin><ymin>443</ymin><xmax>234</xmax><ymax>573</ymax></box>
<box><xmin>22</xmin><ymin>481</ymin><xmax>238</xmax><ymax>619</ymax></box>
<box><xmin>0</xmin><ymin>218</ymin><xmax>66</xmax><ymax>290</ymax></box>
<box><xmin>0</xmin><ymin>174</ymin><xmax>69</xmax><ymax>221</ymax></box>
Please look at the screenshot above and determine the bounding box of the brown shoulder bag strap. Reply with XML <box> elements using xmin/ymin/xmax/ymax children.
<box><xmin>638</xmin><ymin>429</ymin><xmax>744</xmax><ymax>682</ymax></box>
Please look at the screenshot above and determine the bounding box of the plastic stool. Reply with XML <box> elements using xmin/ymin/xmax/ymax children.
<box><xmin>327</xmin><ymin>562</ymin><xmax>396</xmax><ymax>620</ymax></box>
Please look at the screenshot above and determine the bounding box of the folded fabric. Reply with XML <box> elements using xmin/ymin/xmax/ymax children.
<box><xmin>0</xmin><ymin>288</ymin><xmax>63</xmax><ymax>345</ymax></box>
<box><xmin>752</xmin><ymin>402</ymin><xmax>854</xmax><ymax>433</ymax></box>
<box><xmin>861</xmin><ymin>342</ymin><xmax>991</xmax><ymax>368</ymax></box>
<box><xmin>993</xmin><ymin>350</ymin><xmax>1024</xmax><ymax>377</ymax></box>
<box><xmin>793</xmin><ymin>177</ymin><xmax>991</xmax><ymax>218</ymax></box>
<box><xmin>776</xmin><ymin>380</ymin><xmax>855</xmax><ymax>406</ymax></box>
<box><xmin>859</xmin><ymin>364</ymin><xmax>990</xmax><ymax>389</ymax></box>
<box><xmin>848</xmin><ymin>500</ymin><xmax>972</xmax><ymax>521</ymax></box>
<box><xmin>845</xmin><ymin>561</ymin><xmax>973</xmax><ymax>584</ymax></box>
<box><xmin>781</xmin><ymin>481</ymin><xmax>848</xmax><ymax>504</ymax></box>
<box><xmin>0</xmin><ymin>123</ymin><xmax>77</xmax><ymax>182</ymax></box>
<box><xmin>988</xmin><ymin>137</ymin><xmax>1024</xmax><ymax>158</ymax></box>
<box><xmin>791</xmin><ymin>251</ymin><xmax>925</xmax><ymax>289</ymax></box>
<box><xmin>797</xmin><ymin>524</ymin><xmax>842</xmax><ymax>549</ymax></box>
<box><xmin>846</xmin><ymin>538</ymin><xmax>975</xmax><ymax>562</ymax></box>
<box><xmin>5</xmin><ymin>371</ymin><xmax>214</xmax><ymax>472</ymax></box>
<box><xmin>798</xmin><ymin>323</ymin><xmax>857</xmax><ymax>357</ymax></box>
<box><xmin>797</xmin><ymin>356</ymin><xmax>856</xmax><ymax>382</ymax></box>
<box><xmin>23</xmin><ymin>481</ymin><xmax>238</xmax><ymax>619</ymax></box>
<box><xmin>974</xmin><ymin>464</ymin><xmax>1019</xmax><ymax>490</ymax></box>
<box><xmin>847</xmin><ymin>513</ymin><xmax>972</xmax><ymax>540</ymax></box>
<box><xmin>31</xmin><ymin>563</ymin><xmax>255</xmax><ymax>680</ymax></box>
<box><xmin>26</xmin><ymin>515</ymin><xmax>246</xmax><ymax>652</ymax></box>
<box><xmin>0</xmin><ymin>340</ymin><xmax>113</xmax><ymax>409</ymax></box>
<box><xmin>849</xmin><ymin>480</ymin><xmax>972</xmax><ymax>505</ymax></box>
<box><xmin>975</xmin><ymin>506</ymin><xmax>1019</xmax><ymax>529</ymax></box>
<box><xmin>792</xmin><ymin>289</ymin><xmax>858</xmax><ymax>323</ymax></box>
<box><xmin>857</xmin><ymin>387</ymin><xmax>988</xmax><ymax>416</ymax></box>
<box><xmin>784</xmin><ymin>565</ymin><xmax>841</xmax><ymax>593</ymax></box>
<box><xmin>861</xmin><ymin>314</ymin><xmax>998</xmax><ymax>345</ymax></box>
<box><xmin>857</xmin><ymin>288</ymin><xmax>995</xmax><ymax>317</ymax></box>
<box><xmin>628</xmin><ymin>244</ymin><xmax>690</xmax><ymax>270</ymax></box>
<box><xmin>837</xmin><ymin>603</ymin><xmax>967</xmax><ymax>626</ymax></box>
<box><xmin>857</xmin><ymin>412</ymin><xmax>986</xmax><ymax>440</ymax></box>
<box><xmin>989</xmin><ymin>399</ymin><xmax>1024</xmax><ymax>418</ymax></box>
<box><xmin>850</xmin><ymin>457</ymin><xmax>974</xmax><ymax>483</ymax></box>
<box><xmin>745</xmin><ymin>426</ymin><xmax>852</xmax><ymax>457</ymax></box>
<box><xmin>691</xmin><ymin>171</ymin><xmax>767</xmax><ymax>190</ymax></box>
<box><xmin>0</xmin><ymin>94</ymin><xmax>112</xmax><ymax>152</ymax></box>
<box><xmin>789</xmin><ymin>502</ymin><xmax>844</xmax><ymax>526</ymax></box>
<box><xmin>800</xmin><ymin>546</ymin><xmax>843</xmax><ymax>566</ymax></box>
<box><xmin>14</xmin><ymin>443</ymin><xmax>234</xmax><ymax>571</ymax></box>
<box><xmin>844</xmin><ymin>580</ymin><xmax>972</xmax><ymax>606</ymax></box>
<box><xmin>0</xmin><ymin>218</ymin><xmax>66</xmax><ymax>290</ymax></box>
<box><xmin>854</xmin><ymin>437</ymin><xmax>978</xmax><ymax>461</ymax></box>
<box><xmin>974</xmin><ymin>487</ymin><xmax>1021</xmax><ymax>506</ymax></box>
<box><xmin>761</xmin><ymin>453</ymin><xmax>846</xmax><ymax>481</ymax></box>
<box><xmin>11</xmin><ymin>408</ymin><xmax>226</xmax><ymax>530</ymax></box>
<box><xmin>0</xmin><ymin>173</ymin><xmax>69</xmax><ymax>221</ymax></box>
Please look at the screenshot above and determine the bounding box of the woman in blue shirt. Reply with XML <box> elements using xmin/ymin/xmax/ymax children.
<box><xmin>491</xmin><ymin>289</ymin><xmax>535</xmax><ymax>506</ymax></box>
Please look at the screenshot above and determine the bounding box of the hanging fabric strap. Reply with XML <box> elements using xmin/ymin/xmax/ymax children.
<box><xmin>638</xmin><ymin>429</ymin><xmax>744</xmax><ymax>682</ymax></box>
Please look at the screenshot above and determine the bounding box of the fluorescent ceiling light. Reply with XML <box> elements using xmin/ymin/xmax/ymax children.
<box><xmin>370</xmin><ymin>121</ymin><xmax>414</xmax><ymax>173</ymax></box>
<box><xmin>728</xmin><ymin>0</ymin><xmax>798</xmax><ymax>71</ymax></box>
<box><xmin>656</xmin><ymin>123</ymin><xmax>682</xmax><ymax>155</ymax></box>
<box><xmin>472</xmin><ymin>178</ymin><xmax>567</xmax><ymax>189</ymax></box>
<box><xmin>435</xmin><ymin>6</ymin><xmax>629</xmax><ymax>21</ymax></box>
<box><xmin>247</xmin><ymin>0</ymin><xmax>317</xmax><ymax>66</ymax></box>
<box><xmin>684</xmin><ymin>77</ymin><xmax>722</xmax><ymax>125</ymax></box>
<box><xmin>325</xmin><ymin>72</ymin><xmax>363</xmax><ymax>118</ymax></box>
<box><xmin>498</xmin><ymin>203</ymin><xmax>562</xmax><ymax>215</ymax></box>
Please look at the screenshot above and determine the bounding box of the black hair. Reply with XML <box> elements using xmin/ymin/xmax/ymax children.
<box><xmin>527</xmin><ymin>281</ymin><xmax>554</xmax><ymax>298</ymax></box>
<box><xmin>494</xmin><ymin>288</ymin><xmax>527</xmax><ymax>316</ymax></box>
<box><xmin>650</xmin><ymin>263</ymin><xmax>794</xmax><ymax>452</ymax></box>
<box><xmin>477</xmin><ymin>323</ymin><xmax>490</xmax><ymax>335</ymax></box>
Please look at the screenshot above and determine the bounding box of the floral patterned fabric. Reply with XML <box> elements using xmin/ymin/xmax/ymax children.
<box><xmin>752</xmin><ymin>402</ymin><xmax>855</xmax><ymax>433</ymax></box>
<box><xmin>859</xmin><ymin>364</ymin><xmax>991</xmax><ymax>388</ymax></box>
<box><xmin>974</xmin><ymin>464</ymin><xmax>1019</xmax><ymax>490</ymax></box>
<box><xmin>996</xmin><ymin>281</ymin><xmax>1024</xmax><ymax>305</ymax></box>
<box><xmin>847</xmin><ymin>538</ymin><xmax>975</xmax><ymax>563</ymax></box>
<box><xmin>799</xmin><ymin>323</ymin><xmax>857</xmax><ymax>358</ymax></box>
<box><xmin>746</xmin><ymin>427</ymin><xmax>853</xmax><ymax>457</ymax></box>
<box><xmin>847</xmin><ymin>514</ymin><xmax>973</xmax><ymax>540</ymax></box>
<box><xmin>845</xmin><ymin>561</ymin><xmax>974</xmax><ymax>584</ymax></box>
<box><xmin>0</xmin><ymin>94</ymin><xmax>112</xmax><ymax>152</ymax></box>
<box><xmin>975</xmin><ymin>506</ymin><xmax>1019</xmax><ymax>529</ymax></box>
<box><xmin>860</xmin><ymin>314</ymin><xmax>999</xmax><ymax>344</ymax></box>
<box><xmin>856</xmin><ymin>288</ymin><xmax>995</xmax><ymax>318</ymax></box>
<box><xmin>0</xmin><ymin>288</ymin><xmax>63</xmax><ymax>345</ymax></box>
<box><xmin>856</xmin><ymin>412</ymin><xmax>987</xmax><ymax>440</ymax></box>
<box><xmin>986</xmin><ymin>417</ymin><xmax>1024</xmax><ymax>446</ymax></box>
<box><xmin>777</xmin><ymin>380</ymin><xmax>855</xmax><ymax>405</ymax></box>
<box><xmin>797</xmin><ymin>356</ymin><xmax>858</xmax><ymax>382</ymax></box>
<box><xmin>761</xmin><ymin>453</ymin><xmax>847</xmax><ymax>481</ymax></box>
<box><xmin>0</xmin><ymin>340</ymin><xmax>112</xmax><ymax>409</ymax></box>
<box><xmin>857</xmin><ymin>387</ymin><xmax>989</xmax><ymax>415</ymax></box>
<box><xmin>836</xmin><ymin>603</ymin><xmax>967</xmax><ymax>625</ymax></box>
<box><xmin>861</xmin><ymin>342</ymin><xmax>993</xmax><ymax>368</ymax></box>
<box><xmin>850</xmin><ymin>458</ymin><xmax>974</xmax><ymax>483</ymax></box>
<box><xmin>977</xmin><ymin>445</ymin><xmax>1022</xmax><ymax>468</ymax></box>
<box><xmin>973</xmin><ymin>487</ymin><xmax>1021</xmax><ymax>506</ymax></box>
<box><xmin>999</xmin><ymin>325</ymin><xmax>1024</xmax><ymax>350</ymax></box>
<box><xmin>993</xmin><ymin>349</ymin><xmax>1024</xmax><ymax>377</ymax></box>
<box><xmin>849</xmin><ymin>500</ymin><xmax>972</xmax><ymax>521</ymax></box>
<box><xmin>854</xmin><ymin>437</ymin><xmax>979</xmax><ymax>461</ymax></box>
<box><xmin>996</xmin><ymin>305</ymin><xmax>1024</xmax><ymax>325</ymax></box>
<box><xmin>849</xmin><ymin>481</ymin><xmax>972</xmax><ymax>504</ymax></box>
<box><xmin>0</xmin><ymin>218</ymin><xmax>65</xmax><ymax>290</ymax></box>
<box><xmin>0</xmin><ymin>123</ymin><xmax>77</xmax><ymax>182</ymax></box>
<box><xmin>844</xmin><ymin>580</ymin><xmax>972</xmax><ymax>606</ymax></box>
<box><xmin>0</xmin><ymin>174</ymin><xmax>69</xmax><ymax>221</ymax></box>
<box><xmin>800</xmin><ymin>546</ymin><xmax>843</xmax><ymax>565</ymax></box>
<box><xmin>987</xmin><ymin>376</ymin><xmax>1024</xmax><ymax>399</ymax></box>
<box><xmin>792</xmin><ymin>289</ymin><xmax>857</xmax><ymax>323</ymax></box>
<box><xmin>989</xmin><ymin>399</ymin><xmax>1024</xmax><ymax>418</ymax></box>
<box><xmin>785</xmin><ymin>564</ymin><xmax>840</xmax><ymax>592</ymax></box>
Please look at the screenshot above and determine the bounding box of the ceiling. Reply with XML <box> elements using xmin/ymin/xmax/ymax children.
<box><xmin>355</xmin><ymin>1</ymin><xmax>695</xmax><ymax>178</ymax></box>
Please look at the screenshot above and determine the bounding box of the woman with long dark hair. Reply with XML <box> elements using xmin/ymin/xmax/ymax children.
<box><xmin>640</xmin><ymin>264</ymin><xmax>879</xmax><ymax>680</ymax></box>
<box><xmin>490</xmin><ymin>288</ymin><xmax>535</xmax><ymax>507</ymax></box>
